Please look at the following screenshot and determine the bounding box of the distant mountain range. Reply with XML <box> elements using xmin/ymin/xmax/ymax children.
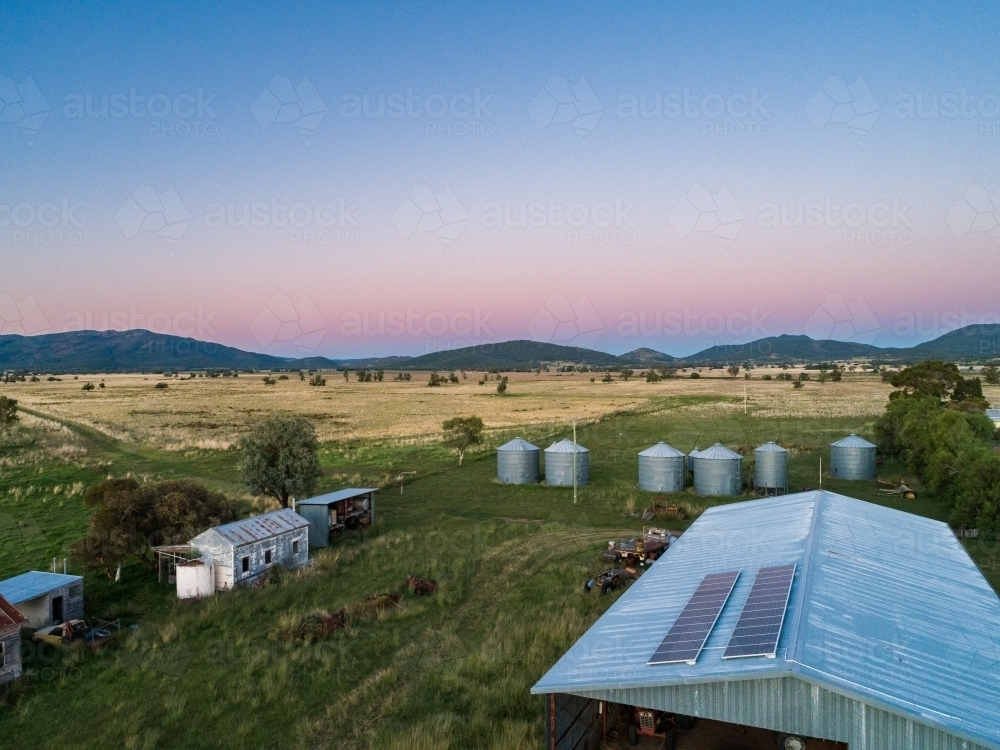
<box><xmin>0</xmin><ymin>325</ymin><xmax>998</xmax><ymax>374</ymax></box>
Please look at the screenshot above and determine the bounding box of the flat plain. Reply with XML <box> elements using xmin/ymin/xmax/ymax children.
<box><xmin>0</xmin><ymin>371</ymin><xmax>997</xmax><ymax>749</ymax></box>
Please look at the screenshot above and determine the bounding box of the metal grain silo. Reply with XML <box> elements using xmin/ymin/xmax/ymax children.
<box><xmin>830</xmin><ymin>434</ymin><xmax>877</xmax><ymax>480</ymax></box>
<box><xmin>754</xmin><ymin>441</ymin><xmax>788</xmax><ymax>495</ymax></box>
<box><xmin>686</xmin><ymin>447</ymin><xmax>701</xmax><ymax>472</ymax></box>
<box><xmin>638</xmin><ymin>442</ymin><xmax>686</xmax><ymax>492</ymax></box>
<box><xmin>496</xmin><ymin>437</ymin><xmax>540</xmax><ymax>484</ymax></box>
<box><xmin>693</xmin><ymin>443</ymin><xmax>743</xmax><ymax>496</ymax></box>
<box><xmin>544</xmin><ymin>439</ymin><xmax>589</xmax><ymax>487</ymax></box>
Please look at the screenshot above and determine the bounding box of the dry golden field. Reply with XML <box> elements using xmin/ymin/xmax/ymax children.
<box><xmin>1</xmin><ymin>368</ymin><xmax>958</xmax><ymax>451</ymax></box>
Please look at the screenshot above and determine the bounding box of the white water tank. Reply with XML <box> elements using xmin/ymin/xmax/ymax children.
<box><xmin>176</xmin><ymin>558</ymin><xmax>216</xmax><ymax>599</ymax></box>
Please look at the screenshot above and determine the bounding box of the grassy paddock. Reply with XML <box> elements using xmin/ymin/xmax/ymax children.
<box><xmin>0</xmin><ymin>380</ymin><xmax>997</xmax><ymax>748</ymax></box>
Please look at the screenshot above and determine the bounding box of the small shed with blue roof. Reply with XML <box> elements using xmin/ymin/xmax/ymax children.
<box><xmin>0</xmin><ymin>571</ymin><xmax>84</xmax><ymax>629</ymax></box>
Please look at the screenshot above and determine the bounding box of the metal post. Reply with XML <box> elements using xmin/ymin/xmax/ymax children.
<box><xmin>52</xmin><ymin>557</ymin><xmax>57</xmax><ymax>573</ymax></box>
<box><xmin>572</xmin><ymin>420</ymin><xmax>577</xmax><ymax>505</ymax></box>
<box><xmin>819</xmin><ymin>457</ymin><xmax>823</xmax><ymax>488</ymax></box>
<box><xmin>63</xmin><ymin>558</ymin><xmax>67</xmax><ymax>575</ymax></box>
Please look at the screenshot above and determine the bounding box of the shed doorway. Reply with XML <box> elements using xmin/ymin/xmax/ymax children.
<box><xmin>51</xmin><ymin>595</ymin><xmax>64</xmax><ymax>624</ymax></box>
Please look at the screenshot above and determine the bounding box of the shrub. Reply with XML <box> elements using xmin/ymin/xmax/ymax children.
<box><xmin>154</xmin><ymin>382</ymin><xmax>169</xmax><ymax>389</ymax></box>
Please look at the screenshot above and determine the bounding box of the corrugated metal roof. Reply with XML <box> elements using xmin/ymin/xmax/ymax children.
<box><xmin>0</xmin><ymin>572</ymin><xmax>82</xmax><ymax>605</ymax></box>
<box><xmin>545</xmin><ymin>438</ymin><xmax>588</xmax><ymax>453</ymax></box>
<box><xmin>497</xmin><ymin>437</ymin><xmax>539</xmax><ymax>452</ymax></box>
<box><xmin>0</xmin><ymin>593</ymin><xmax>27</xmax><ymax>629</ymax></box>
<box><xmin>295</xmin><ymin>488</ymin><xmax>376</xmax><ymax>506</ymax></box>
<box><xmin>531</xmin><ymin>491</ymin><xmax>1000</xmax><ymax>750</ymax></box>
<box><xmin>831</xmin><ymin>433</ymin><xmax>876</xmax><ymax>448</ymax></box>
<box><xmin>197</xmin><ymin>508</ymin><xmax>308</xmax><ymax>546</ymax></box>
<box><xmin>688</xmin><ymin>447</ymin><xmax>701</xmax><ymax>457</ymax></box>
<box><xmin>638</xmin><ymin>442</ymin><xmax>685</xmax><ymax>458</ymax></box>
<box><xmin>755</xmin><ymin>441</ymin><xmax>787</xmax><ymax>453</ymax></box>
<box><xmin>696</xmin><ymin>443</ymin><xmax>742</xmax><ymax>460</ymax></box>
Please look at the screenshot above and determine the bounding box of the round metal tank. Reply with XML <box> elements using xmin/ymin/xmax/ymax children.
<box><xmin>497</xmin><ymin>437</ymin><xmax>540</xmax><ymax>484</ymax></box>
<box><xmin>693</xmin><ymin>443</ymin><xmax>743</xmax><ymax>496</ymax></box>
<box><xmin>830</xmin><ymin>434</ymin><xmax>877</xmax><ymax>480</ymax></box>
<box><xmin>544</xmin><ymin>438</ymin><xmax>589</xmax><ymax>487</ymax></box>
<box><xmin>754</xmin><ymin>441</ymin><xmax>788</xmax><ymax>493</ymax></box>
<box><xmin>686</xmin><ymin>447</ymin><xmax>702</xmax><ymax>472</ymax></box>
<box><xmin>638</xmin><ymin>442</ymin><xmax>686</xmax><ymax>492</ymax></box>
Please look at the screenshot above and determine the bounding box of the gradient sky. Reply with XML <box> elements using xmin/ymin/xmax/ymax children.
<box><xmin>2</xmin><ymin>1</ymin><xmax>999</xmax><ymax>358</ymax></box>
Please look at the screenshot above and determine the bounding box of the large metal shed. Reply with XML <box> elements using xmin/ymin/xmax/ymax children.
<box><xmin>497</xmin><ymin>438</ymin><xmax>540</xmax><ymax>484</ymax></box>
<box><xmin>0</xmin><ymin>572</ymin><xmax>84</xmax><ymax>628</ymax></box>
<box><xmin>295</xmin><ymin>488</ymin><xmax>376</xmax><ymax>548</ymax></box>
<box><xmin>830</xmin><ymin>434</ymin><xmax>877</xmax><ymax>480</ymax></box>
<box><xmin>533</xmin><ymin>491</ymin><xmax>1000</xmax><ymax>750</ymax></box>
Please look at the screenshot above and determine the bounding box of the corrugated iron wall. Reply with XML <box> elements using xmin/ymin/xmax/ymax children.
<box><xmin>573</xmin><ymin>676</ymin><xmax>995</xmax><ymax>750</ymax></box>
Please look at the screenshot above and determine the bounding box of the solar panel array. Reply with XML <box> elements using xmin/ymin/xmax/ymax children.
<box><xmin>723</xmin><ymin>564</ymin><xmax>796</xmax><ymax>659</ymax></box>
<box><xmin>647</xmin><ymin>571</ymin><xmax>740</xmax><ymax>665</ymax></box>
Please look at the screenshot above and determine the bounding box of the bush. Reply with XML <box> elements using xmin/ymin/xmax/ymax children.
<box><xmin>154</xmin><ymin>382</ymin><xmax>169</xmax><ymax>389</ymax></box>
<box><xmin>81</xmin><ymin>382</ymin><xmax>95</xmax><ymax>391</ymax></box>
<box><xmin>690</xmin><ymin>372</ymin><xmax>700</xmax><ymax>379</ymax></box>
<box><xmin>309</xmin><ymin>374</ymin><xmax>327</xmax><ymax>386</ymax></box>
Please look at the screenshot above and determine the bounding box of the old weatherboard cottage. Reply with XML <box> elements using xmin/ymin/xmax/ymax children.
<box><xmin>190</xmin><ymin>508</ymin><xmax>308</xmax><ymax>590</ymax></box>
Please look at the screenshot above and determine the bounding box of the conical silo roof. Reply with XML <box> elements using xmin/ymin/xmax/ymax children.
<box><xmin>545</xmin><ymin>438</ymin><xmax>588</xmax><ymax>453</ymax></box>
<box><xmin>696</xmin><ymin>443</ymin><xmax>742</xmax><ymax>460</ymax></box>
<box><xmin>498</xmin><ymin>437</ymin><xmax>539</xmax><ymax>452</ymax></box>
<box><xmin>831</xmin><ymin>434</ymin><xmax>876</xmax><ymax>448</ymax></box>
<box><xmin>638</xmin><ymin>442</ymin><xmax>686</xmax><ymax>458</ymax></box>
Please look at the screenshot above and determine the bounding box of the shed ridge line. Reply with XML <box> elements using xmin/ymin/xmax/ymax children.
<box><xmin>786</xmin><ymin>490</ymin><xmax>824</xmax><ymax>665</ymax></box>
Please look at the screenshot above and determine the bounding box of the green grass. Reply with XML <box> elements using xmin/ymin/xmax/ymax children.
<box><xmin>0</xmin><ymin>396</ymin><xmax>997</xmax><ymax>749</ymax></box>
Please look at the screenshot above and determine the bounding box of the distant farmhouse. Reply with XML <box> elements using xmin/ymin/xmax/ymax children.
<box><xmin>0</xmin><ymin>594</ymin><xmax>26</xmax><ymax>685</ymax></box>
<box><xmin>189</xmin><ymin>508</ymin><xmax>309</xmax><ymax>591</ymax></box>
<box><xmin>987</xmin><ymin>408</ymin><xmax>1000</xmax><ymax>429</ymax></box>
<box><xmin>0</xmin><ymin>572</ymin><xmax>84</xmax><ymax>629</ymax></box>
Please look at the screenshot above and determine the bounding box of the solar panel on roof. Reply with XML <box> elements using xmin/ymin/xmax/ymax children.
<box><xmin>723</xmin><ymin>564</ymin><xmax>796</xmax><ymax>660</ymax></box>
<box><xmin>648</xmin><ymin>571</ymin><xmax>740</xmax><ymax>665</ymax></box>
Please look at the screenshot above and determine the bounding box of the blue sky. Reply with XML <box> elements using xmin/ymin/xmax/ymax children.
<box><xmin>2</xmin><ymin>1</ymin><xmax>999</xmax><ymax>358</ymax></box>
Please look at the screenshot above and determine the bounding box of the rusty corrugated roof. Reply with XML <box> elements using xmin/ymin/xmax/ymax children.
<box><xmin>0</xmin><ymin>593</ymin><xmax>27</xmax><ymax>629</ymax></box>
<box><xmin>206</xmin><ymin>508</ymin><xmax>308</xmax><ymax>547</ymax></box>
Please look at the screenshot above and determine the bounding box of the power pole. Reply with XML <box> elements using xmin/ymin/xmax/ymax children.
<box><xmin>572</xmin><ymin>419</ymin><xmax>577</xmax><ymax>505</ymax></box>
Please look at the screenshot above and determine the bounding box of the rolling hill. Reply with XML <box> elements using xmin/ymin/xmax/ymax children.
<box><xmin>0</xmin><ymin>326</ymin><xmax>998</xmax><ymax>374</ymax></box>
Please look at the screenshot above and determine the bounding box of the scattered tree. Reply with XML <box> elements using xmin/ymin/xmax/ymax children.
<box><xmin>428</xmin><ymin>372</ymin><xmax>444</xmax><ymax>387</ymax></box>
<box><xmin>983</xmin><ymin>362</ymin><xmax>1000</xmax><ymax>385</ymax></box>
<box><xmin>238</xmin><ymin>415</ymin><xmax>322</xmax><ymax>507</ymax></box>
<box><xmin>690</xmin><ymin>372</ymin><xmax>700</xmax><ymax>379</ymax></box>
<box><xmin>71</xmin><ymin>478</ymin><xmax>241</xmax><ymax>580</ymax></box>
<box><xmin>82</xmin><ymin>382</ymin><xmax>95</xmax><ymax>391</ymax></box>
<box><xmin>645</xmin><ymin>370</ymin><xmax>661</xmax><ymax>383</ymax></box>
<box><xmin>442</xmin><ymin>416</ymin><xmax>484</xmax><ymax>465</ymax></box>
<box><xmin>262</xmin><ymin>376</ymin><xmax>277</xmax><ymax>385</ymax></box>
<box><xmin>726</xmin><ymin>365</ymin><xmax>740</xmax><ymax>378</ymax></box>
<box><xmin>309</xmin><ymin>374</ymin><xmax>327</xmax><ymax>386</ymax></box>
<box><xmin>602</xmin><ymin>372</ymin><xmax>614</xmax><ymax>383</ymax></box>
<box><xmin>496</xmin><ymin>376</ymin><xmax>508</xmax><ymax>396</ymax></box>
<box><xmin>154</xmin><ymin>382</ymin><xmax>169</xmax><ymax>389</ymax></box>
<box><xmin>619</xmin><ymin>368</ymin><xmax>634</xmax><ymax>381</ymax></box>
<box><xmin>448</xmin><ymin>371</ymin><xmax>460</xmax><ymax>384</ymax></box>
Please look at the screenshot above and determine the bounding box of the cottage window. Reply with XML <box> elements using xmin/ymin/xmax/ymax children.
<box><xmin>292</xmin><ymin>540</ymin><xmax>299</xmax><ymax>554</ymax></box>
<box><xmin>241</xmin><ymin>556</ymin><xmax>250</xmax><ymax>573</ymax></box>
<box><xmin>264</xmin><ymin>549</ymin><xmax>273</xmax><ymax>565</ymax></box>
